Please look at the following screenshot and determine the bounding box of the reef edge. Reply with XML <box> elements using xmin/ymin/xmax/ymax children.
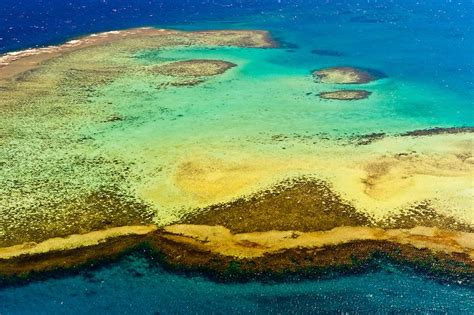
<box><xmin>1</xmin><ymin>224</ymin><xmax>472</xmax><ymax>286</ymax></box>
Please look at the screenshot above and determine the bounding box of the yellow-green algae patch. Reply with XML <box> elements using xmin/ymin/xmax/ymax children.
<box><xmin>133</xmin><ymin>133</ymin><xmax>473</xmax><ymax>228</ymax></box>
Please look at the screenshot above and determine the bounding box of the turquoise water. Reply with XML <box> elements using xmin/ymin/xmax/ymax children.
<box><xmin>93</xmin><ymin>0</ymin><xmax>474</xmax><ymax>145</ymax></box>
<box><xmin>189</xmin><ymin>1</ymin><xmax>473</xmax><ymax>130</ymax></box>
<box><xmin>1</xmin><ymin>255</ymin><xmax>473</xmax><ymax>314</ymax></box>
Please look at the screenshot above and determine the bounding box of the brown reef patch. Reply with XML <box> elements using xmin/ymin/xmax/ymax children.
<box><xmin>182</xmin><ymin>177</ymin><xmax>473</xmax><ymax>234</ymax></box>
<box><xmin>0</xmin><ymin>189</ymin><xmax>153</xmax><ymax>248</ymax></box>
<box><xmin>313</xmin><ymin>67</ymin><xmax>384</xmax><ymax>84</ymax></box>
<box><xmin>151</xmin><ymin>59</ymin><xmax>237</xmax><ymax>78</ymax></box>
<box><xmin>181</xmin><ymin>178</ymin><xmax>373</xmax><ymax>233</ymax></box>
<box><xmin>318</xmin><ymin>90</ymin><xmax>371</xmax><ymax>100</ymax></box>
<box><xmin>386</xmin><ymin>203</ymin><xmax>474</xmax><ymax>233</ymax></box>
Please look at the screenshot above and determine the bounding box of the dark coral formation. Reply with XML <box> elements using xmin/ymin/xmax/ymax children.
<box><xmin>182</xmin><ymin>178</ymin><xmax>373</xmax><ymax>233</ymax></box>
<box><xmin>182</xmin><ymin>177</ymin><xmax>473</xmax><ymax>233</ymax></box>
<box><xmin>348</xmin><ymin>126</ymin><xmax>474</xmax><ymax>145</ymax></box>
<box><xmin>386</xmin><ymin>203</ymin><xmax>474</xmax><ymax>233</ymax></box>
<box><xmin>350</xmin><ymin>132</ymin><xmax>386</xmax><ymax>145</ymax></box>
<box><xmin>318</xmin><ymin>90</ymin><xmax>371</xmax><ymax>100</ymax></box>
<box><xmin>0</xmin><ymin>189</ymin><xmax>153</xmax><ymax>247</ymax></box>
<box><xmin>400</xmin><ymin>127</ymin><xmax>474</xmax><ymax>137</ymax></box>
<box><xmin>347</xmin><ymin>126</ymin><xmax>474</xmax><ymax>146</ymax></box>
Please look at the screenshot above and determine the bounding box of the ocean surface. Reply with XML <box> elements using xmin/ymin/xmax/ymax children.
<box><xmin>1</xmin><ymin>254</ymin><xmax>474</xmax><ymax>314</ymax></box>
<box><xmin>1</xmin><ymin>0</ymin><xmax>473</xmax><ymax>313</ymax></box>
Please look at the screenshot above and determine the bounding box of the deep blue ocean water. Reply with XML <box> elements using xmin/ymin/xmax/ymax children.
<box><xmin>1</xmin><ymin>254</ymin><xmax>474</xmax><ymax>314</ymax></box>
<box><xmin>1</xmin><ymin>1</ymin><xmax>473</xmax><ymax>313</ymax></box>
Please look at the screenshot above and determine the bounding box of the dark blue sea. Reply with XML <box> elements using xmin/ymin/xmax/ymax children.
<box><xmin>1</xmin><ymin>1</ymin><xmax>473</xmax><ymax>314</ymax></box>
<box><xmin>1</xmin><ymin>254</ymin><xmax>474</xmax><ymax>314</ymax></box>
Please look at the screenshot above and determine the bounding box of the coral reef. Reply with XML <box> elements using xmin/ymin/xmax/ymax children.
<box><xmin>313</xmin><ymin>66</ymin><xmax>384</xmax><ymax>84</ymax></box>
<box><xmin>318</xmin><ymin>90</ymin><xmax>371</xmax><ymax>100</ymax></box>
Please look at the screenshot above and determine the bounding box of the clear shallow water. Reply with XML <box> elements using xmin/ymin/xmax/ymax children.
<box><xmin>1</xmin><ymin>0</ymin><xmax>474</xmax><ymax>313</ymax></box>
<box><xmin>1</xmin><ymin>255</ymin><xmax>473</xmax><ymax>314</ymax></box>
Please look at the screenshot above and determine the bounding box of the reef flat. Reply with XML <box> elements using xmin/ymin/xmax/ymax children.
<box><xmin>0</xmin><ymin>27</ymin><xmax>473</xmax><ymax>283</ymax></box>
<box><xmin>0</xmin><ymin>27</ymin><xmax>276</xmax><ymax>247</ymax></box>
<box><xmin>0</xmin><ymin>28</ymin><xmax>274</xmax><ymax>80</ymax></box>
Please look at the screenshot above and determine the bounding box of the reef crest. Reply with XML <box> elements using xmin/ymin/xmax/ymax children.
<box><xmin>0</xmin><ymin>224</ymin><xmax>472</xmax><ymax>284</ymax></box>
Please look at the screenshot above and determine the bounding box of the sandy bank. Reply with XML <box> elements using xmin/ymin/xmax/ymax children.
<box><xmin>1</xmin><ymin>224</ymin><xmax>472</xmax><ymax>282</ymax></box>
<box><xmin>162</xmin><ymin>224</ymin><xmax>474</xmax><ymax>259</ymax></box>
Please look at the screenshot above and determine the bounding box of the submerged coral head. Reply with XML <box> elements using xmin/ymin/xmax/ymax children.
<box><xmin>313</xmin><ymin>66</ymin><xmax>386</xmax><ymax>84</ymax></box>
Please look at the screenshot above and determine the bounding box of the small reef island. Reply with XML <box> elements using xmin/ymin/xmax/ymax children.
<box><xmin>314</xmin><ymin>66</ymin><xmax>384</xmax><ymax>100</ymax></box>
<box><xmin>151</xmin><ymin>59</ymin><xmax>237</xmax><ymax>87</ymax></box>
<box><xmin>313</xmin><ymin>66</ymin><xmax>382</xmax><ymax>84</ymax></box>
<box><xmin>0</xmin><ymin>27</ymin><xmax>473</xmax><ymax>287</ymax></box>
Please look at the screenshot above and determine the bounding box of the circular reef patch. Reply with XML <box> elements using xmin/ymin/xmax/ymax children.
<box><xmin>313</xmin><ymin>66</ymin><xmax>385</xmax><ymax>84</ymax></box>
<box><xmin>319</xmin><ymin>90</ymin><xmax>372</xmax><ymax>100</ymax></box>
